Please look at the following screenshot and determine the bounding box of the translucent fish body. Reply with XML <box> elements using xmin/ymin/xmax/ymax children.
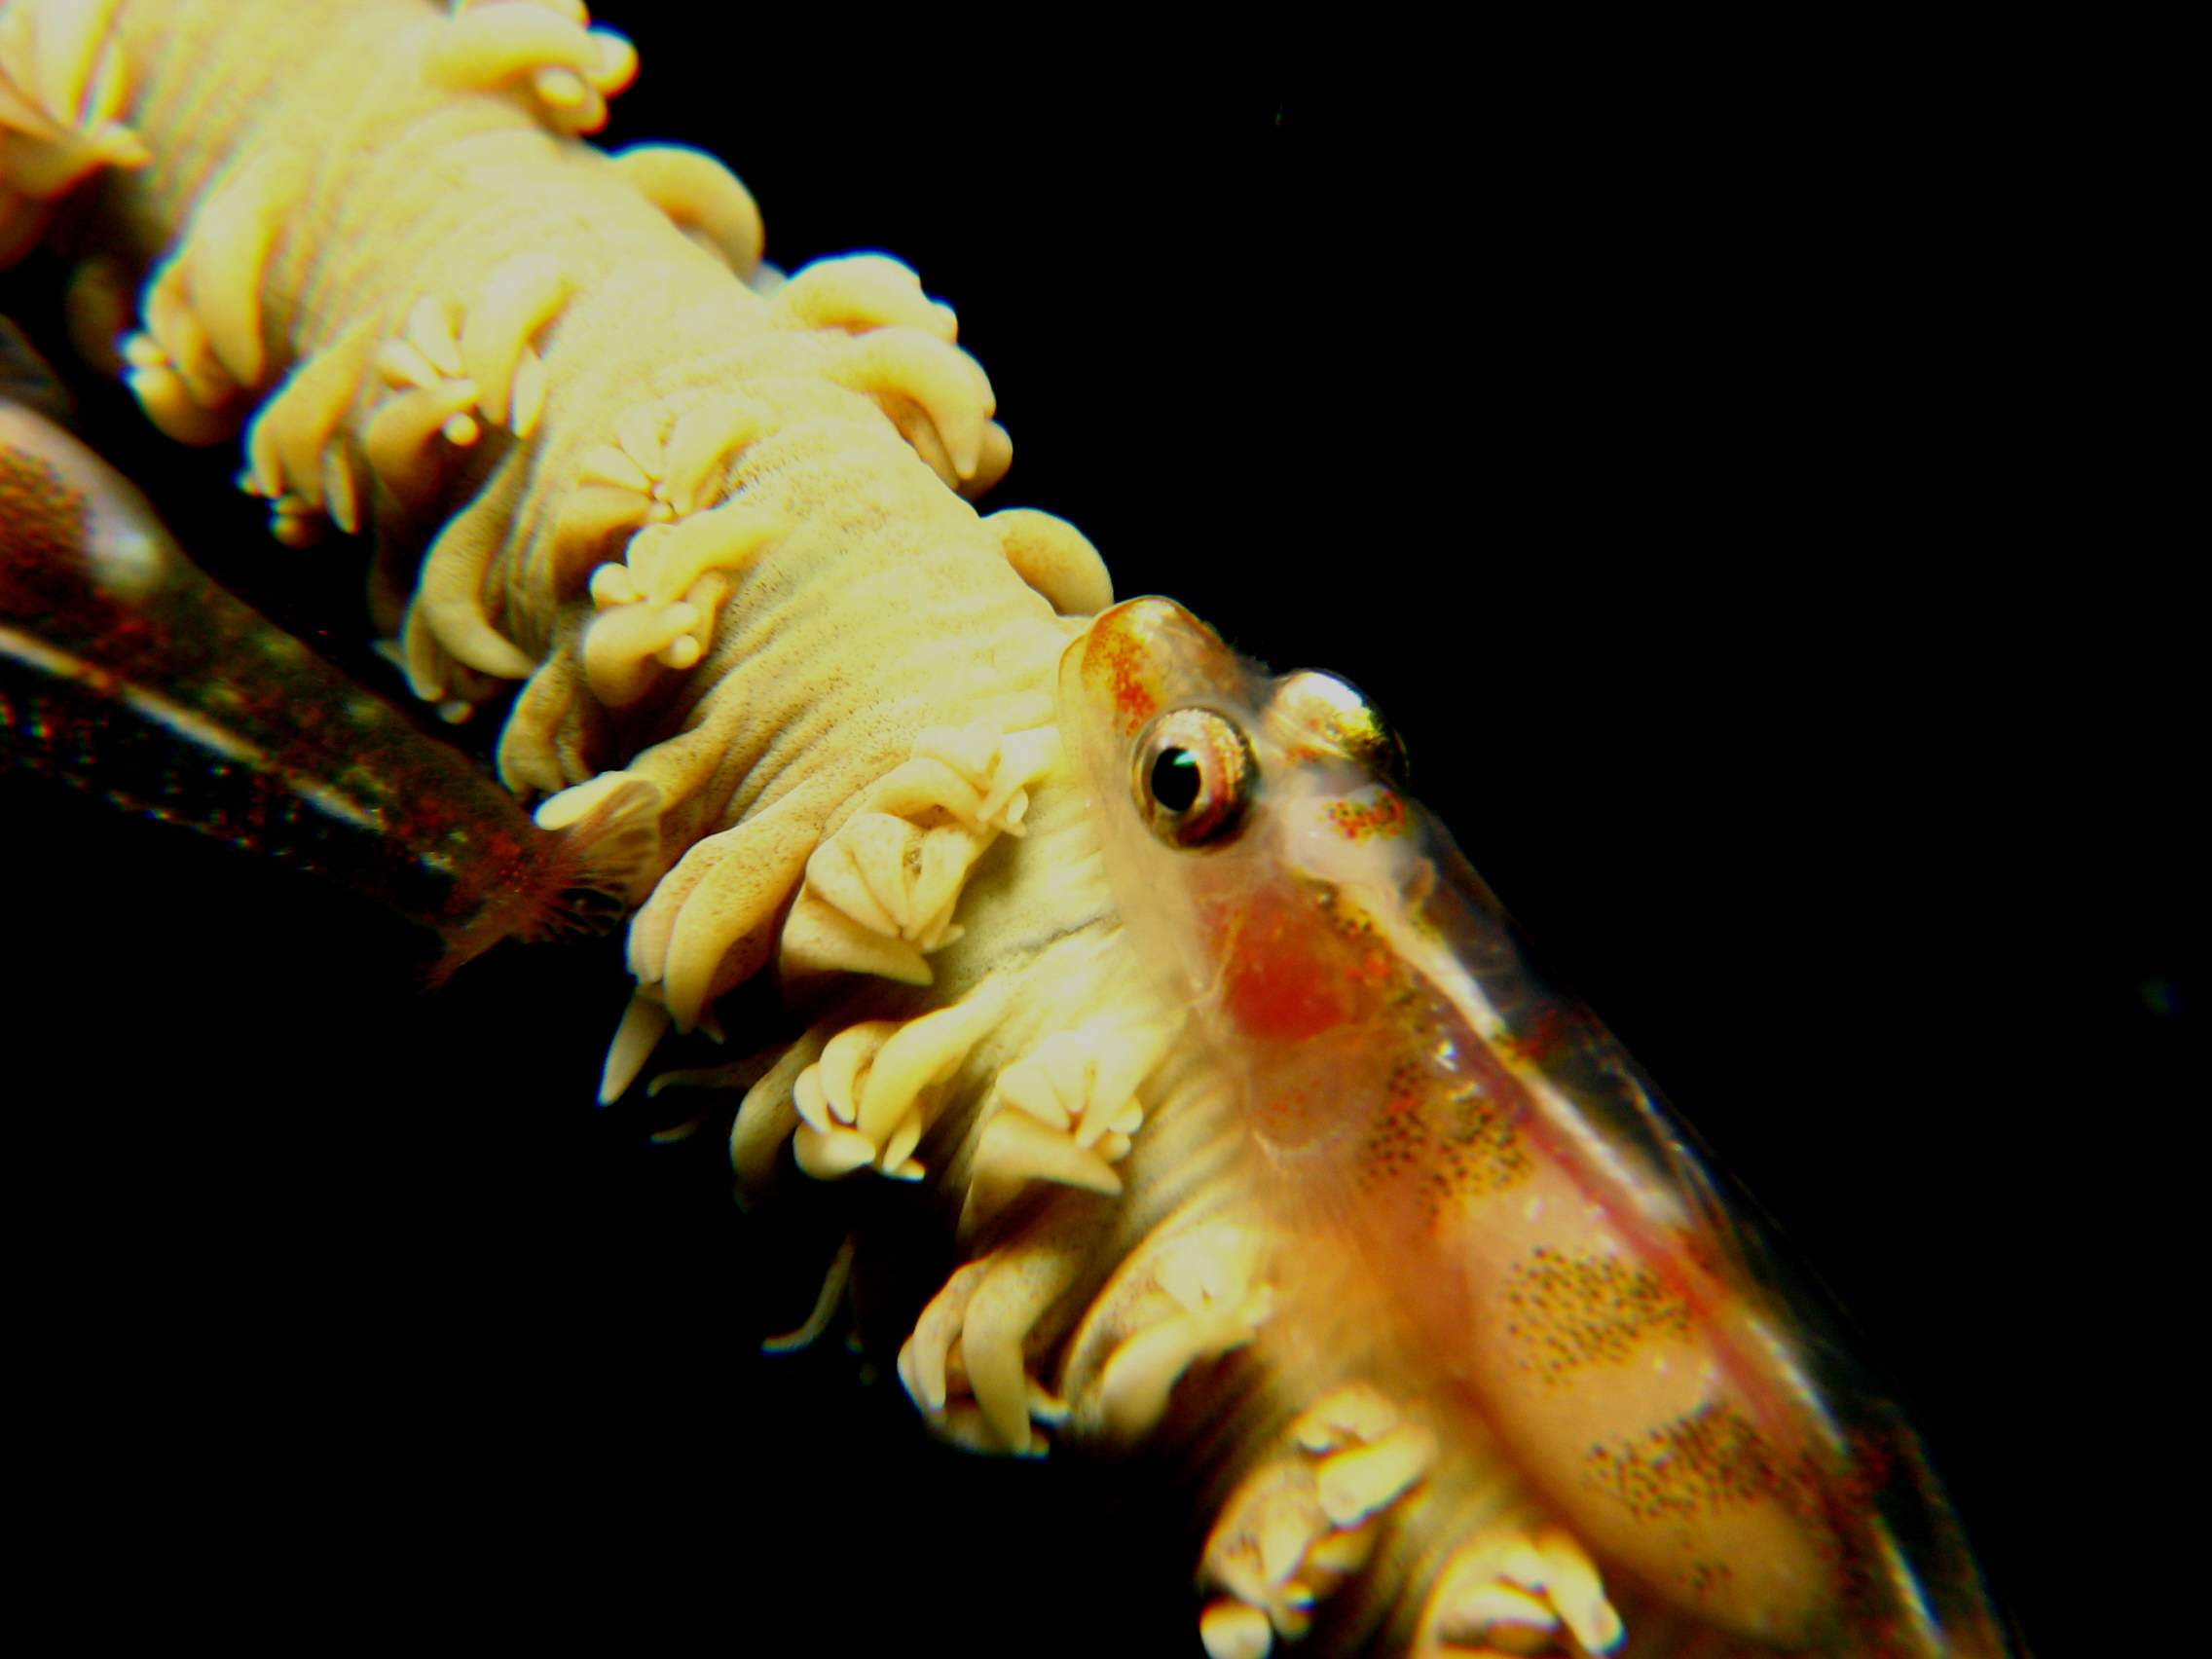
<box><xmin>1063</xmin><ymin>596</ymin><xmax>2001</xmax><ymax>1656</ymax></box>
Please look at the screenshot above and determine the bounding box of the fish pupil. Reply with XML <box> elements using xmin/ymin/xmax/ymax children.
<box><xmin>1152</xmin><ymin>748</ymin><xmax>1201</xmax><ymax>813</ymax></box>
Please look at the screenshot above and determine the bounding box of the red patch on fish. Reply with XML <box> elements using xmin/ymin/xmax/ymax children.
<box><xmin>1215</xmin><ymin>883</ymin><xmax>1354</xmax><ymax>1042</ymax></box>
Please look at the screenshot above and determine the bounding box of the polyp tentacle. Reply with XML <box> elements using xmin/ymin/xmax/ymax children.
<box><xmin>458</xmin><ymin>250</ymin><xmax>571</xmax><ymax>430</ymax></box>
<box><xmin>606</xmin><ymin>143</ymin><xmax>760</xmax><ymax>280</ymax></box>
<box><xmin>0</xmin><ymin>0</ymin><xmax>147</xmax><ymax>261</ymax></box>
<box><xmin>898</xmin><ymin>1198</ymin><xmax>1102</xmax><ymax>1457</ymax></box>
<box><xmin>766</xmin><ymin>251</ymin><xmax>956</xmax><ymax>342</ymax></box>
<box><xmin>958</xmin><ymin>1014</ymin><xmax>1178</xmax><ymax>1236</ymax></box>
<box><xmin>243</xmin><ymin>315</ymin><xmax>377</xmax><ymax>528</ymax></box>
<box><xmin>178</xmin><ymin>147</ymin><xmax>300</xmax><ymax>390</ymax></box>
<box><xmin>426</xmin><ymin>0</ymin><xmax>634</xmax><ymax>136</ymax></box>
<box><xmin>1412</xmin><ymin>1525</ymin><xmax>1627</xmax><ymax>1658</ymax></box>
<box><xmin>984</xmin><ymin>506</ymin><xmax>1114</xmax><ymax>617</ymax></box>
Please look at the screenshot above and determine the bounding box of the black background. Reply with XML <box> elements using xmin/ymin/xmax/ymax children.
<box><xmin>3</xmin><ymin>7</ymin><xmax>2189</xmax><ymax>1653</ymax></box>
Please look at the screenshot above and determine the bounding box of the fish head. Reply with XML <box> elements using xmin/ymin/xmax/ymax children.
<box><xmin>1059</xmin><ymin>596</ymin><xmax>1445</xmax><ymax>1143</ymax></box>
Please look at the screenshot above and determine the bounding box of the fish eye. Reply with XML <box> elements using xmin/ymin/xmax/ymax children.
<box><xmin>1132</xmin><ymin>708</ymin><xmax>1255</xmax><ymax>848</ymax></box>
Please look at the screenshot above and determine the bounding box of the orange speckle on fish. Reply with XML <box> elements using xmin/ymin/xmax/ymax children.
<box><xmin>1326</xmin><ymin>790</ymin><xmax>1407</xmax><ymax>841</ymax></box>
<box><xmin>1081</xmin><ymin>609</ymin><xmax>1161</xmax><ymax>737</ymax></box>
